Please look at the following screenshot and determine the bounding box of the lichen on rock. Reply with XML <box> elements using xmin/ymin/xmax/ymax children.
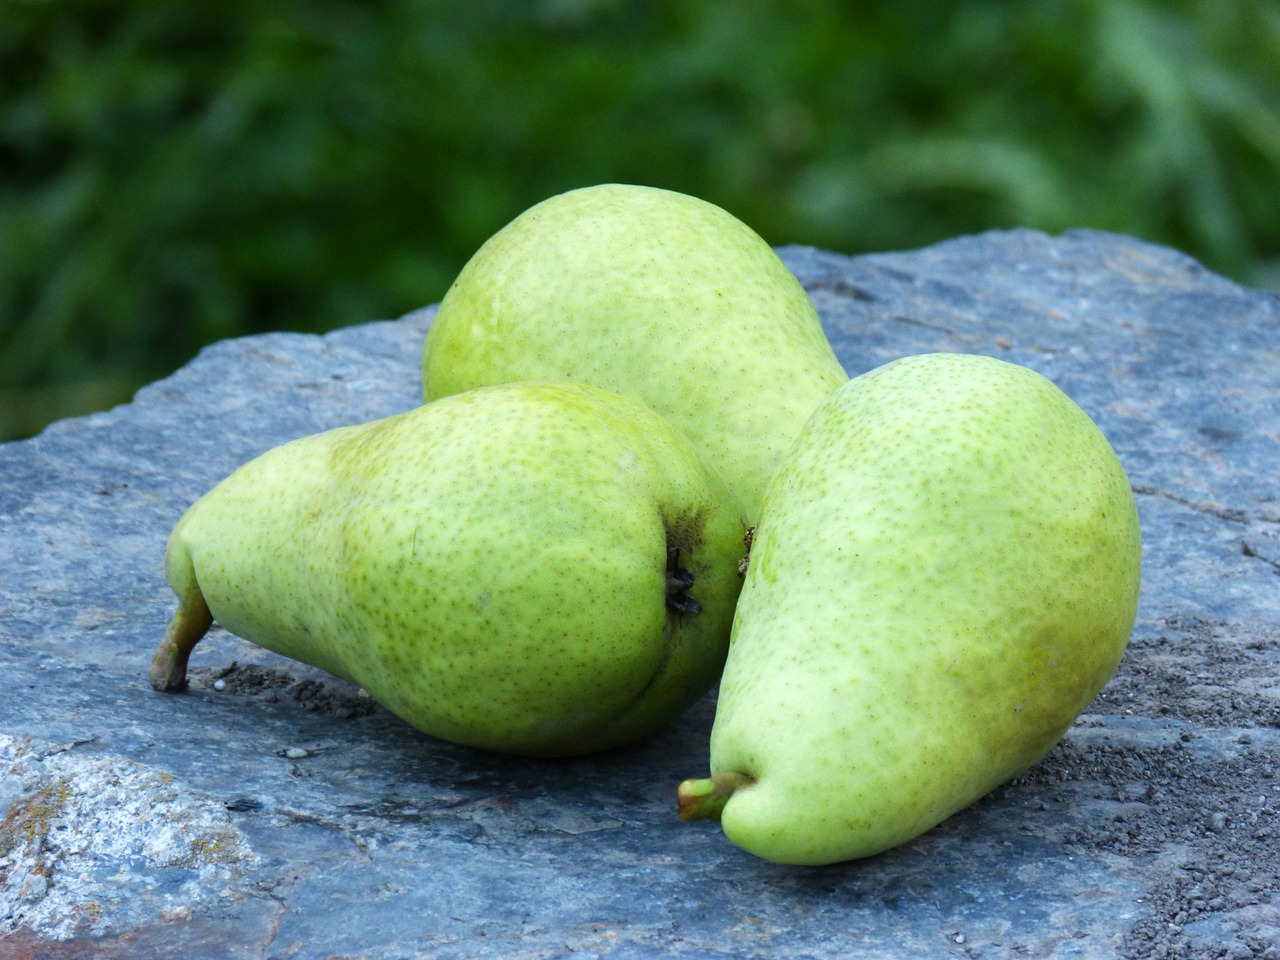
<box><xmin>0</xmin><ymin>734</ymin><xmax>255</xmax><ymax>940</ymax></box>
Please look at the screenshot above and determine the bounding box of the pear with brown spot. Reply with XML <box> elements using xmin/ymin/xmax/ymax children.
<box><xmin>150</xmin><ymin>381</ymin><xmax>748</xmax><ymax>756</ymax></box>
<box><xmin>678</xmin><ymin>353</ymin><xmax>1142</xmax><ymax>864</ymax></box>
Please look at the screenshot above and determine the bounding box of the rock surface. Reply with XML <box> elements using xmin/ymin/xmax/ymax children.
<box><xmin>2</xmin><ymin>228</ymin><xmax>1278</xmax><ymax>959</ymax></box>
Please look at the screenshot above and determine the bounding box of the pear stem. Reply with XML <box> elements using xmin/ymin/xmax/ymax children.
<box><xmin>149</xmin><ymin>592</ymin><xmax>214</xmax><ymax>692</ymax></box>
<box><xmin>737</xmin><ymin>526</ymin><xmax>755</xmax><ymax>578</ymax></box>
<box><xmin>676</xmin><ymin>772</ymin><xmax>753</xmax><ymax>822</ymax></box>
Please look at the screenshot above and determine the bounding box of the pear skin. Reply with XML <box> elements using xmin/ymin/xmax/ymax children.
<box><xmin>678</xmin><ymin>353</ymin><xmax>1142</xmax><ymax>864</ymax></box>
<box><xmin>151</xmin><ymin>382</ymin><xmax>749</xmax><ymax>757</ymax></box>
<box><xmin>421</xmin><ymin>183</ymin><xmax>849</xmax><ymax>523</ymax></box>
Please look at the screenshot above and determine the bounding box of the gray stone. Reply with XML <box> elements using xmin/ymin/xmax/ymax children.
<box><xmin>1</xmin><ymin>229</ymin><xmax>1277</xmax><ymax>959</ymax></box>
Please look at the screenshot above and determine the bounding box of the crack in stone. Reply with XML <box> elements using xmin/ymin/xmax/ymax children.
<box><xmin>252</xmin><ymin>882</ymin><xmax>290</xmax><ymax>955</ymax></box>
<box><xmin>800</xmin><ymin>276</ymin><xmax>878</xmax><ymax>302</ymax></box>
<box><xmin>1131</xmin><ymin>484</ymin><xmax>1253</xmax><ymax>524</ymax></box>
<box><xmin>1241</xmin><ymin>540</ymin><xmax>1280</xmax><ymax>574</ymax></box>
<box><xmin>889</xmin><ymin>313</ymin><xmax>960</xmax><ymax>335</ymax></box>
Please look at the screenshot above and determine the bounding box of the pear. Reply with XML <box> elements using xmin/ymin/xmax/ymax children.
<box><xmin>149</xmin><ymin>381</ymin><xmax>749</xmax><ymax>757</ymax></box>
<box><xmin>421</xmin><ymin>183</ymin><xmax>849</xmax><ymax>523</ymax></box>
<box><xmin>677</xmin><ymin>353</ymin><xmax>1142</xmax><ymax>864</ymax></box>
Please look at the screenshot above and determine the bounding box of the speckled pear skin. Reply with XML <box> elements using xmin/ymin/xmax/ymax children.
<box><xmin>153</xmin><ymin>382</ymin><xmax>749</xmax><ymax>757</ymax></box>
<box><xmin>421</xmin><ymin>183</ymin><xmax>849</xmax><ymax>523</ymax></box>
<box><xmin>688</xmin><ymin>353</ymin><xmax>1142</xmax><ymax>864</ymax></box>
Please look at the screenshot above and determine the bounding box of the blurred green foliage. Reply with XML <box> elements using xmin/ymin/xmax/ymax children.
<box><xmin>3</xmin><ymin>0</ymin><xmax>1278</xmax><ymax>440</ymax></box>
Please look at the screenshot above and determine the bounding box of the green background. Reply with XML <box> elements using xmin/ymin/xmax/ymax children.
<box><xmin>4</xmin><ymin>0</ymin><xmax>1278</xmax><ymax>441</ymax></box>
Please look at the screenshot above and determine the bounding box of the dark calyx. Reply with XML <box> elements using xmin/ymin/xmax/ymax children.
<box><xmin>664</xmin><ymin>545</ymin><xmax>701</xmax><ymax>614</ymax></box>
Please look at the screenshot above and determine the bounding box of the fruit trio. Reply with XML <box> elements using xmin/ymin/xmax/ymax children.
<box><xmin>149</xmin><ymin>184</ymin><xmax>1141</xmax><ymax>865</ymax></box>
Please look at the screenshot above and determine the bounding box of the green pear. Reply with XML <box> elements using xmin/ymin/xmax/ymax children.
<box><xmin>149</xmin><ymin>381</ymin><xmax>749</xmax><ymax>757</ymax></box>
<box><xmin>421</xmin><ymin>183</ymin><xmax>849</xmax><ymax>523</ymax></box>
<box><xmin>677</xmin><ymin>353</ymin><xmax>1142</xmax><ymax>864</ymax></box>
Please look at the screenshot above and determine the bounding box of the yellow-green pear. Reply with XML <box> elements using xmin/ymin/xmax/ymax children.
<box><xmin>149</xmin><ymin>382</ymin><xmax>749</xmax><ymax>757</ymax></box>
<box><xmin>677</xmin><ymin>353</ymin><xmax>1142</xmax><ymax>864</ymax></box>
<box><xmin>421</xmin><ymin>183</ymin><xmax>849</xmax><ymax>523</ymax></box>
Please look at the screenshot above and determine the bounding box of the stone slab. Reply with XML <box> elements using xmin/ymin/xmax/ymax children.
<box><xmin>1</xmin><ymin>229</ymin><xmax>1278</xmax><ymax>959</ymax></box>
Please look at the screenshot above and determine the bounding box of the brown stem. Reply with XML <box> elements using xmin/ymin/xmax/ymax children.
<box><xmin>676</xmin><ymin>772</ymin><xmax>754</xmax><ymax>822</ymax></box>
<box><xmin>148</xmin><ymin>591</ymin><xmax>214</xmax><ymax>692</ymax></box>
<box><xmin>737</xmin><ymin>526</ymin><xmax>755</xmax><ymax>578</ymax></box>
